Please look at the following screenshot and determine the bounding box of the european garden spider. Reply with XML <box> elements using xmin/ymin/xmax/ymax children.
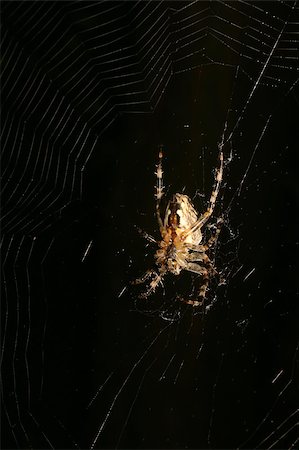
<box><xmin>133</xmin><ymin>147</ymin><xmax>224</xmax><ymax>306</ymax></box>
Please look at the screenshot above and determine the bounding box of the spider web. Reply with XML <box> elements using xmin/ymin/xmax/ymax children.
<box><xmin>1</xmin><ymin>1</ymin><xmax>298</xmax><ymax>449</ymax></box>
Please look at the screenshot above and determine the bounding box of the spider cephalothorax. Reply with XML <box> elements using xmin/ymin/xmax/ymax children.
<box><xmin>133</xmin><ymin>148</ymin><xmax>224</xmax><ymax>306</ymax></box>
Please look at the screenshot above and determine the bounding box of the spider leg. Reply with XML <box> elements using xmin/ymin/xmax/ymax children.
<box><xmin>155</xmin><ymin>147</ymin><xmax>164</xmax><ymax>232</ymax></box>
<box><xmin>177</xmin><ymin>263</ymin><xmax>207</xmax><ymax>307</ymax></box>
<box><xmin>185</xmin><ymin>262</ymin><xmax>207</xmax><ymax>275</ymax></box>
<box><xmin>185</xmin><ymin>273</ymin><xmax>209</xmax><ymax>306</ymax></box>
<box><xmin>187</xmin><ymin>252</ymin><xmax>216</xmax><ymax>275</ymax></box>
<box><xmin>179</xmin><ymin>269</ymin><xmax>210</xmax><ymax>307</ymax></box>
<box><xmin>132</xmin><ymin>269</ymin><xmax>156</xmax><ymax>285</ymax></box>
<box><xmin>188</xmin><ymin>215</ymin><xmax>223</xmax><ymax>251</ymax></box>
<box><xmin>187</xmin><ymin>217</ymin><xmax>223</xmax><ymax>266</ymax></box>
<box><xmin>197</xmin><ymin>267</ymin><xmax>210</xmax><ymax>303</ymax></box>
<box><xmin>135</xmin><ymin>226</ymin><xmax>157</xmax><ymax>244</ymax></box>
<box><xmin>185</xmin><ymin>244</ymin><xmax>206</xmax><ymax>252</ymax></box>
<box><xmin>132</xmin><ymin>268</ymin><xmax>165</xmax><ymax>298</ymax></box>
<box><xmin>184</xmin><ymin>149</ymin><xmax>223</xmax><ymax>237</ymax></box>
<box><xmin>205</xmin><ymin>217</ymin><xmax>223</xmax><ymax>249</ymax></box>
<box><xmin>187</xmin><ymin>251</ymin><xmax>206</xmax><ymax>262</ymax></box>
<box><xmin>179</xmin><ymin>298</ymin><xmax>204</xmax><ymax>307</ymax></box>
<box><xmin>142</xmin><ymin>271</ymin><xmax>164</xmax><ymax>298</ymax></box>
<box><xmin>181</xmin><ymin>258</ymin><xmax>218</xmax><ymax>307</ymax></box>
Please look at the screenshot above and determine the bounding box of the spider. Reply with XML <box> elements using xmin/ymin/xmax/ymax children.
<box><xmin>133</xmin><ymin>147</ymin><xmax>224</xmax><ymax>306</ymax></box>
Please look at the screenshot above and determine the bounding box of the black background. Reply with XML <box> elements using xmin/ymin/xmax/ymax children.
<box><xmin>1</xmin><ymin>2</ymin><xmax>298</xmax><ymax>449</ymax></box>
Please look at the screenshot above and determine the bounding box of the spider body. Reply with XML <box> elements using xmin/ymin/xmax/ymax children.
<box><xmin>156</xmin><ymin>194</ymin><xmax>201</xmax><ymax>276</ymax></box>
<box><xmin>133</xmin><ymin>149</ymin><xmax>224</xmax><ymax>306</ymax></box>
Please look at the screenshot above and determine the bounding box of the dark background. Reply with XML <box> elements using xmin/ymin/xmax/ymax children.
<box><xmin>1</xmin><ymin>2</ymin><xmax>298</xmax><ymax>449</ymax></box>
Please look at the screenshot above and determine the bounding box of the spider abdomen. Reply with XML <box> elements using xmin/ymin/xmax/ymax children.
<box><xmin>164</xmin><ymin>193</ymin><xmax>202</xmax><ymax>245</ymax></box>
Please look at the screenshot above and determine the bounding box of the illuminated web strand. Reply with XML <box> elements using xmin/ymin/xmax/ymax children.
<box><xmin>90</xmin><ymin>323</ymin><xmax>171</xmax><ymax>449</ymax></box>
<box><xmin>224</xmin><ymin>4</ymin><xmax>295</xmax><ymax>146</ymax></box>
<box><xmin>238</xmin><ymin>344</ymin><xmax>299</xmax><ymax>449</ymax></box>
<box><xmin>256</xmin><ymin>408</ymin><xmax>299</xmax><ymax>449</ymax></box>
